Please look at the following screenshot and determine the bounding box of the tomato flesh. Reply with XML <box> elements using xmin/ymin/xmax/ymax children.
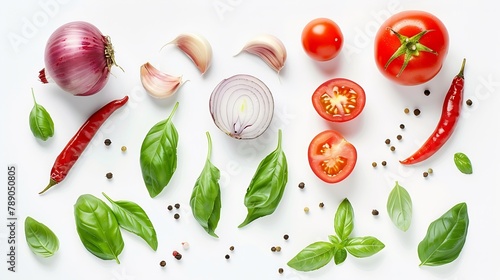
<box><xmin>308</xmin><ymin>130</ymin><xmax>357</xmax><ymax>184</ymax></box>
<box><xmin>374</xmin><ymin>10</ymin><xmax>449</xmax><ymax>85</ymax></box>
<box><xmin>301</xmin><ymin>18</ymin><xmax>343</xmax><ymax>61</ymax></box>
<box><xmin>312</xmin><ymin>78</ymin><xmax>365</xmax><ymax>122</ymax></box>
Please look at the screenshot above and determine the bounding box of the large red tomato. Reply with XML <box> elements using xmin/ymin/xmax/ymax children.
<box><xmin>308</xmin><ymin>130</ymin><xmax>357</xmax><ymax>184</ymax></box>
<box><xmin>374</xmin><ymin>10</ymin><xmax>449</xmax><ymax>86</ymax></box>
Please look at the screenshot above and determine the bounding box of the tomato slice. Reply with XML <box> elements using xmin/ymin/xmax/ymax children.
<box><xmin>308</xmin><ymin>130</ymin><xmax>357</xmax><ymax>184</ymax></box>
<box><xmin>312</xmin><ymin>78</ymin><xmax>366</xmax><ymax>122</ymax></box>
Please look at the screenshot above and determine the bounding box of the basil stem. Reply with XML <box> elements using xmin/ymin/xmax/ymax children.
<box><xmin>140</xmin><ymin>102</ymin><xmax>179</xmax><ymax>198</ymax></box>
<box><xmin>454</xmin><ymin>152</ymin><xmax>473</xmax><ymax>174</ymax></box>
<box><xmin>190</xmin><ymin>131</ymin><xmax>222</xmax><ymax>238</ymax></box>
<box><xmin>238</xmin><ymin>129</ymin><xmax>288</xmax><ymax>228</ymax></box>
<box><xmin>102</xmin><ymin>192</ymin><xmax>158</xmax><ymax>251</ymax></box>
<box><xmin>29</xmin><ymin>88</ymin><xmax>54</xmax><ymax>141</ymax></box>
<box><xmin>334</xmin><ymin>198</ymin><xmax>354</xmax><ymax>241</ymax></box>
<box><xmin>74</xmin><ymin>194</ymin><xmax>124</xmax><ymax>263</ymax></box>
<box><xmin>418</xmin><ymin>202</ymin><xmax>469</xmax><ymax>266</ymax></box>
<box><xmin>24</xmin><ymin>216</ymin><xmax>59</xmax><ymax>257</ymax></box>
<box><xmin>387</xmin><ymin>181</ymin><xmax>412</xmax><ymax>232</ymax></box>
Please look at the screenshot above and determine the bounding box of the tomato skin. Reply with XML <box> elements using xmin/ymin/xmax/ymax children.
<box><xmin>312</xmin><ymin>78</ymin><xmax>366</xmax><ymax>122</ymax></box>
<box><xmin>308</xmin><ymin>130</ymin><xmax>357</xmax><ymax>184</ymax></box>
<box><xmin>374</xmin><ymin>10</ymin><xmax>449</xmax><ymax>85</ymax></box>
<box><xmin>302</xmin><ymin>18</ymin><xmax>344</xmax><ymax>61</ymax></box>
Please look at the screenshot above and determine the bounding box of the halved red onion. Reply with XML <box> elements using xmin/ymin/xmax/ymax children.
<box><xmin>38</xmin><ymin>21</ymin><xmax>119</xmax><ymax>96</ymax></box>
<box><xmin>209</xmin><ymin>74</ymin><xmax>274</xmax><ymax>139</ymax></box>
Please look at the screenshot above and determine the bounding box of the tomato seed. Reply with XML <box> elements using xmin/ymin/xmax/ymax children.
<box><xmin>160</xmin><ymin>260</ymin><xmax>166</xmax><ymax>267</ymax></box>
<box><xmin>278</xmin><ymin>268</ymin><xmax>284</xmax><ymax>274</ymax></box>
<box><xmin>424</xmin><ymin>89</ymin><xmax>431</xmax><ymax>96</ymax></box>
<box><xmin>298</xmin><ymin>182</ymin><xmax>305</xmax><ymax>189</ymax></box>
<box><xmin>104</xmin><ymin>139</ymin><xmax>112</xmax><ymax>146</ymax></box>
<box><xmin>304</xmin><ymin>207</ymin><xmax>310</xmax><ymax>213</ymax></box>
<box><xmin>121</xmin><ymin>146</ymin><xmax>127</xmax><ymax>152</ymax></box>
<box><xmin>466</xmin><ymin>99</ymin><xmax>473</xmax><ymax>106</ymax></box>
<box><xmin>284</xmin><ymin>234</ymin><xmax>289</xmax><ymax>240</ymax></box>
<box><xmin>275</xmin><ymin>246</ymin><xmax>282</xmax><ymax>252</ymax></box>
<box><xmin>414</xmin><ymin>109</ymin><xmax>421</xmax><ymax>116</ymax></box>
<box><xmin>428</xmin><ymin>168</ymin><xmax>433</xmax><ymax>174</ymax></box>
<box><xmin>174</xmin><ymin>213</ymin><xmax>180</xmax><ymax>220</ymax></box>
<box><xmin>372</xmin><ymin>209</ymin><xmax>379</xmax><ymax>216</ymax></box>
<box><xmin>105</xmin><ymin>172</ymin><xmax>113</xmax><ymax>179</ymax></box>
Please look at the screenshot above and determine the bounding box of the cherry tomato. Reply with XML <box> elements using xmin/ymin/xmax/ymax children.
<box><xmin>374</xmin><ymin>10</ymin><xmax>449</xmax><ymax>85</ymax></box>
<box><xmin>301</xmin><ymin>18</ymin><xmax>343</xmax><ymax>61</ymax></box>
<box><xmin>312</xmin><ymin>78</ymin><xmax>366</xmax><ymax>122</ymax></box>
<box><xmin>308</xmin><ymin>130</ymin><xmax>357</xmax><ymax>184</ymax></box>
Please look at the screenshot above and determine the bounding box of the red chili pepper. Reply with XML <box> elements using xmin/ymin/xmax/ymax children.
<box><xmin>400</xmin><ymin>59</ymin><xmax>465</xmax><ymax>165</ymax></box>
<box><xmin>39</xmin><ymin>96</ymin><xmax>129</xmax><ymax>194</ymax></box>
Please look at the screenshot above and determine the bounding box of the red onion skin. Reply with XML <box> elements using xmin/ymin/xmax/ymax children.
<box><xmin>39</xmin><ymin>21</ymin><xmax>115</xmax><ymax>96</ymax></box>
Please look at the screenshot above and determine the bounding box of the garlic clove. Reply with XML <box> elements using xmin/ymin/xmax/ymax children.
<box><xmin>236</xmin><ymin>34</ymin><xmax>287</xmax><ymax>73</ymax></box>
<box><xmin>140</xmin><ymin>62</ymin><xmax>183</xmax><ymax>98</ymax></box>
<box><xmin>164</xmin><ymin>33</ymin><xmax>212</xmax><ymax>75</ymax></box>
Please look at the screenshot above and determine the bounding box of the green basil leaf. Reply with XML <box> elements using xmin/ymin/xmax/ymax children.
<box><xmin>454</xmin><ymin>152</ymin><xmax>473</xmax><ymax>174</ymax></box>
<box><xmin>328</xmin><ymin>234</ymin><xmax>341</xmax><ymax>245</ymax></box>
<box><xmin>418</xmin><ymin>202</ymin><xmax>469</xmax><ymax>266</ymax></box>
<box><xmin>387</xmin><ymin>181</ymin><xmax>412</xmax><ymax>232</ymax></box>
<box><xmin>334</xmin><ymin>248</ymin><xmax>347</xmax><ymax>265</ymax></box>
<box><xmin>74</xmin><ymin>194</ymin><xmax>124</xmax><ymax>263</ymax></box>
<box><xmin>334</xmin><ymin>198</ymin><xmax>354</xmax><ymax>241</ymax></box>
<box><xmin>287</xmin><ymin>241</ymin><xmax>336</xmax><ymax>272</ymax></box>
<box><xmin>102</xmin><ymin>192</ymin><xmax>158</xmax><ymax>251</ymax></box>
<box><xmin>345</xmin><ymin>236</ymin><xmax>385</xmax><ymax>258</ymax></box>
<box><xmin>190</xmin><ymin>132</ymin><xmax>222</xmax><ymax>238</ymax></box>
<box><xmin>24</xmin><ymin>216</ymin><xmax>59</xmax><ymax>257</ymax></box>
<box><xmin>239</xmin><ymin>129</ymin><xmax>288</xmax><ymax>228</ymax></box>
<box><xmin>140</xmin><ymin>102</ymin><xmax>179</xmax><ymax>198</ymax></box>
<box><xmin>29</xmin><ymin>88</ymin><xmax>54</xmax><ymax>141</ymax></box>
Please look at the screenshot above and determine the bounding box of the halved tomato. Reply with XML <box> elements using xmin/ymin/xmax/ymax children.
<box><xmin>312</xmin><ymin>78</ymin><xmax>366</xmax><ymax>122</ymax></box>
<box><xmin>308</xmin><ymin>130</ymin><xmax>357</xmax><ymax>184</ymax></box>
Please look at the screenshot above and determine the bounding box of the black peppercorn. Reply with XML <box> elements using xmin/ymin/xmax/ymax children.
<box><xmin>278</xmin><ymin>268</ymin><xmax>284</xmax><ymax>274</ymax></box>
<box><xmin>397</xmin><ymin>135</ymin><xmax>402</xmax><ymax>140</ymax></box>
<box><xmin>104</xmin><ymin>139</ymin><xmax>112</xmax><ymax>146</ymax></box>
<box><xmin>283</xmin><ymin>234</ymin><xmax>289</xmax><ymax>240</ymax></box>
<box><xmin>298</xmin><ymin>182</ymin><xmax>305</xmax><ymax>189</ymax></box>
<box><xmin>424</xmin><ymin>89</ymin><xmax>431</xmax><ymax>96</ymax></box>
<box><xmin>390</xmin><ymin>146</ymin><xmax>396</xmax><ymax>151</ymax></box>
<box><xmin>229</xmin><ymin>246</ymin><xmax>235</xmax><ymax>251</ymax></box>
<box><xmin>271</xmin><ymin>246</ymin><xmax>277</xmax><ymax>252</ymax></box>
<box><xmin>174</xmin><ymin>213</ymin><xmax>180</xmax><ymax>220</ymax></box>
<box><xmin>385</xmin><ymin>139</ymin><xmax>391</xmax><ymax>145</ymax></box>
<box><xmin>160</xmin><ymin>260</ymin><xmax>166</xmax><ymax>267</ymax></box>
<box><xmin>381</xmin><ymin>161</ymin><xmax>387</xmax><ymax>166</ymax></box>
<box><xmin>372</xmin><ymin>209</ymin><xmax>379</xmax><ymax>216</ymax></box>
<box><xmin>105</xmin><ymin>172</ymin><xmax>113</xmax><ymax>179</ymax></box>
<box><xmin>423</xmin><ymin>171</ymin><xmax>429</xmax><ymax>178</ymax></box>
<box><xmin>167</xmin><ymin>205</ymin><xmax>173</xmax><ymax>211</ymax></box>
<box><xmin>400</xmin><ymin>124</ymin><xmax>405</xmax><ymax>129</ymax></box>
<box><xmin>414</xmin><ymin>108</ymin><xmax>421</xmax><ymax>116</ymax></box>
<box><xmin>225</xmin><ymin>254</ymin><xmax>230</xmax><ymax>260</ymax></box>
<box><xmin>319</xmin><ymin>202</ymin><xmax>325</xmax><ymax>208</ymax></box>
<box><xmin>174</xmin><ymin>203</ymin><xmax>180</xmax><ymax>209</ymax></box>
<box><xmin>466</xmin><ymin>99</ymin><xmax>473</xmax><ymax>106</ymax></box>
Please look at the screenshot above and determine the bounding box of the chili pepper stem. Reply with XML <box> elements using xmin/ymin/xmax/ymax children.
<box><xmin>457</xmin><ymin>58</ymin><xmax>466</xmax><ymax>78</ymax></box>
<box><xmin>39</xmin><ymin>179</ymin><xmax>58</xmax><ymax>194</ymax></box>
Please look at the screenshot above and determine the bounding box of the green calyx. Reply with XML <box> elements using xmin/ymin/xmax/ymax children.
<box><xmin>384</xmin><ymin>28</ymin><xmax>437</xmax><ymax>77</ymax></box>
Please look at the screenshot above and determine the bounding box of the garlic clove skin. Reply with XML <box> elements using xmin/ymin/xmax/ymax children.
<box><xmin>237</xmin><ymin>34</ymin><xmax>287</xmax><ymax>73</ymax></box>
<box><xmin>166</xmin><ymin>33</ymin><xmax>212</xmax><ymax>75</ymax></box>
<box><xmin>140</xmin><ymin>62</ymin><xmax>183</xmax><ymax>98</ymax></box>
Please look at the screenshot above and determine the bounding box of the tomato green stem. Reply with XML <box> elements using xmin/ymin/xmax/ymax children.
<box><xmin>384</xmin><ymin>28</ymin><xmax>438</xmax><ymax>77</ymax></box>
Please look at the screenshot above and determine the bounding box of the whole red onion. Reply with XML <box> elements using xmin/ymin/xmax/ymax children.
<box><xmin>38</xmin><ymin>21</ymin><xmax>120</xmax><ymax>96</ymax></box>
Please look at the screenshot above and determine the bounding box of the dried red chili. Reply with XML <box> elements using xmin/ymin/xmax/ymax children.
<box><xmin>400</xmin><ymin>59</ymin><xmax>465</xmax><ymax>165</ymax></box>
<box><xmin>39</xmin><ymin>96</ymin><xmax>129</xmax><ymax>194</ymax></box>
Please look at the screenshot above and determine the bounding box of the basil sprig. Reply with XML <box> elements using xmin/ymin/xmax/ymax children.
<box><xmin>454</xmin><ymin>152</ymin><xmax>473</xmax><ymax>174</ymax></box>
<box><xmin>387</xmin><ymin>181</ymin><xmax>412</xmax><ymax>232</ymax></box>
<box><xmin>29</xmin><ymin>88</ymin><xmax>54</xmax><ymax>141</ymax></box>
<box><xmin>238</xmin><ymin>129</ymin><xmax>288</xmax><ymax>228</ymax></box>
<box><xmin>418</xmin><ymin>202</ymin><xmax>469</xmax><ymax>266</ymax></box>
<box><xmin>74</xmin><ymin>194</ymin><xmax>124</xmax><ymax>263</ymax></box>
<box><xmin>190</xmin><ymin>132</ymin><xmax>222</xmax><ymax>237</ymax></box>
<box><xmin>24</xmin><ymin>216</ymin><xmax>59</xmax><ymax>257</ymax></box>
<box><xmin>102</xmin><ymin>192</ymin><xmax>158</xmax><ymax>251</ymax></box>
<box><xmin>288</xmin><ymin>198</ymin><xmax>384</xmax><ymax>272</ymax></box>
<box><xmin>140</xmin><ymin>102</ymin><xmax>179</xmax><ymax>198</ymax></box>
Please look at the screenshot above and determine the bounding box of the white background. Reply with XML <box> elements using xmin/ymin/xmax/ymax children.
<box><xmin>1</xmin><ymin>0</ymin><xmax>500</xmax><ymax>279</ymax></box>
